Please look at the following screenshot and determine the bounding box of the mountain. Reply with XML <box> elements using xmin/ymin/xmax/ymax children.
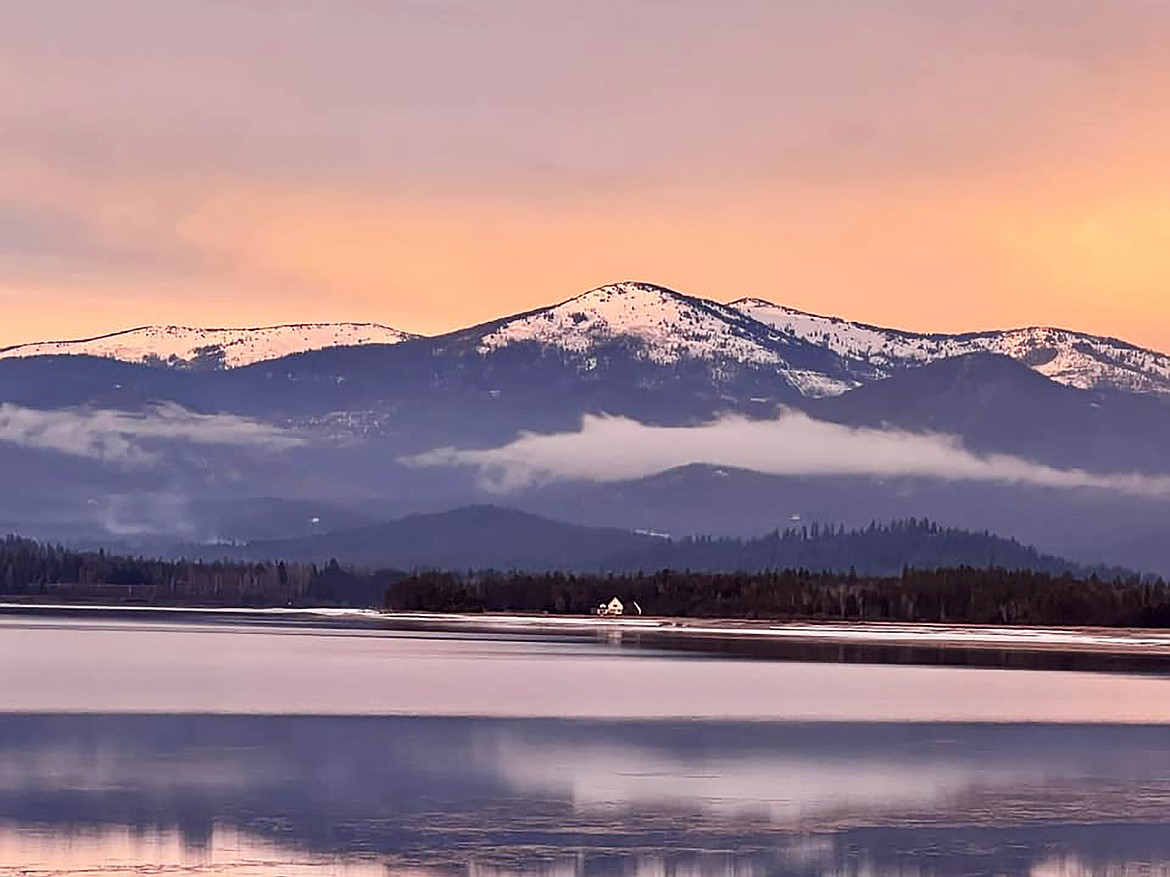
<box><xmin>0</xmin><ymin>323</ymin><xmax>417</xmax><ymax>370</ymax></box>
<box><xmin>808</xmin><ymin>352</ymin><xmax>1170</xmax><ymax>473</ymax></box>
<box><xmin>217</xmin><ymin>505</ymin><xmax>663</xmax><ymax>571</ymax></box>
<box><xmin>5</xmin><ymin>282</ymin><xmax>1170</xmax><ymax>397</ymax></box>
<box><xmin>734</xmin><ymin>298</ymin><xmax>1170</xmax><ymax>396</ymax></box>
<box><xmin>0</xmin><ymin>284</ymin><xmax>865</xmax><ymax>419</ymax></box>
<box><xmin>212</xmin><ymin>505</ymin><xmax>1127</xmax><ymax>577</ymax></box>
<box><xmin>7</xmin><ymin>282</ymin><xmax>1170</xmax><ymax>400</ymax></box>
<box><xmin>473</xmin><ymin>281</ymin><xmax>861</xmax><ymax>398</ymax></box>
<box><xmin>5</xmin><ymin>280</ymin><xmax>1170</xmax><ymax>575</ymax></box>
<box><xmin>181</xmin><ymin>282</ymin><xmax>871</xmax><ymax>439</ymax></box>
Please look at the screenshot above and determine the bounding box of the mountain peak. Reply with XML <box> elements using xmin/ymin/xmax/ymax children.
<box><xmin>571</xmin><ymin>280</ymin><xmax>684</xmax><ymax>299</ymax></box>
<box><xmin>477</xmin><ymin>285</ymin><xmax>734</xmax><ymax>357</ymax></box>
<box><xmin>470</xmin><ymin>282</ymin><xmax>859</xmax><ymax>397</ymax></box>
<box><xmin>476</xmin><ymin>281</ymin><xmax>747</xmax><ymax>364</ymax></box>
<box><xmin>547</xmin><ymin>281</ymin><xmax>694</xmax><ymax>317</ymax></box>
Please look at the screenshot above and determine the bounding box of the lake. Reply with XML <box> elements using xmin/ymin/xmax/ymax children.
<box><xmin>3</xmin><ymin>608</ymin><xmax>1170</xmax><ymax>875</ymax></box>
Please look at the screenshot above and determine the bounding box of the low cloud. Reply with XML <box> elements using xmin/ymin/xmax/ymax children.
<box><xmin>404</xmin><ymin>411</ymin><xmax>1170</xmax><ymax>497</ymax></box>
<box><xmin>0</xmin><ymin>402</ymin><xmax>305</xmax><ymax>466</ymax></box>
<box><xmin>89</xmin><ymin>492</ymin><xmax>200</xmax><ymax>540</ymax></box>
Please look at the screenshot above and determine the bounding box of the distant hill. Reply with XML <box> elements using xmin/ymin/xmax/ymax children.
<box><xmin>217</xmin><ymin>505</ymin><xmax>662</xmax><ymax>572</ymax></box>
<box><xmin>217</xmin><ymin>505</ymin><xmax>1133</xmax><ymax>578</ymax></box>
<box><xmin>625</xmin><ymin>518</ymin><xmax>1135</xmax><ymax>578</ymax></box>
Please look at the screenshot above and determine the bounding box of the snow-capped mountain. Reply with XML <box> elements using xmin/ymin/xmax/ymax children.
<box><xmin>477</xmin><ymin>283</ymin><xmax>780</xmax><ymax>366</ymax></box>
<box><xmin>6</xmin><ymin>281</ymin><xmax>1170</xmax><ymax>575</ymax></box>
<box><xmin>734</xmin><ymin>298</ymin><xmax>1170</xmax><ymax>396</ymax></box>
<box><xmin>4</xmin><ymin>282</ymin><xmax>1169</xmax><ymax>398</ymax></box>
<box><xmin>0</xmin><ymin>323</ymin><xmax>418</xmax><ymax>370</ymax></box>
<box><xmin>474</xmin><ymin>282</ymin><xmax>859</xmax><ymax>398</ymax></box>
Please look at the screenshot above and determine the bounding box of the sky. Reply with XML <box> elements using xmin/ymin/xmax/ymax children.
<box><xmin>2</xmin><ymin>1</ymin><xmax>1170</xmax><ymax>349</ymax></box>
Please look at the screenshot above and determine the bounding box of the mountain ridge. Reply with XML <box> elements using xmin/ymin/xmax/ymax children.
<box><xmin>2</xmin><ymin>339</ymin><xmax>1170</xmax><ymax>572</ymax></box>
<box><xmin>733</xmin><ymin>296</ymin><xmax>1170</xmax><ymax>396</ymax></box>
<box><xmin>0</xmin><ymin>322</ymin><xmax>418</xmax><ymax>370</ymax></box>
<box><xmin>3</xmin><ymin>281</ymin><xmax>1168</xmax><ymax>398</ymax></box>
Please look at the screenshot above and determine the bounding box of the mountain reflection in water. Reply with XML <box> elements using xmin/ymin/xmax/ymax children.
<box><xmin>2</xmin><ymin>715</ymin><xmax>1170</xmax><ymax>875</ymax></box>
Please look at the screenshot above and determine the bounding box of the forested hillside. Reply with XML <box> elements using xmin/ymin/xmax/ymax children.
<box><xmin>228</xmin><ymin>509</ymin><xmax>1122</xmax><ymax>577</ymax></box>
<box><xmin>0</xmin><ymin>537</ymin><xmax>399</xmax><ymax>607</ymax></box>
<box><xmin>3</xmin><ymin>526</ymin><xmax>1165</xmax><ymax>626</ymax></box>
<box><xmin>387</xmin><ymin>567</ymin><xmax>1170</xmax><ymax>628</ymax></box>
<box><xmin>612</xmin><ymin>518</ymin><xmax>1127</xmax><ymax>577</ymax></box>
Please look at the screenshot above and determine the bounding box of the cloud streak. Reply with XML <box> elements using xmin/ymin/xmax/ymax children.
<box><xmin>0</xmin><ymin>402</ymin><xmax>305</xmax><ymax>466</ymax></box>
<box><xmin>404</xmin><ymin>412</ymin><xmax>1170</xmax><ymax>498</ymax></box>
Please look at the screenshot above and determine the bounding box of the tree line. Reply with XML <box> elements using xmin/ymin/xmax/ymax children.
<box><xmin>7</xmin><ymin>531</ymin><xmax>1170</xmax><ymax>627</ymax></box>
<box><xmin>385</xmin><ymin>567</ymin><xmax>1170</xmax><ymax>627</ymax></box>
<box><xmin>0</xmin><ymin>536</ymin><xmax>399</xmax><ymax>607</ymax></box>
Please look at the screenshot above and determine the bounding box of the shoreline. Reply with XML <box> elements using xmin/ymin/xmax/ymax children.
<box><xmin>381</xmin><ymin>611</ymin><xmax>1170</xmax><ymax>656</ymax></box>
<box><xmin>5</xmin><ymin>602</ymin><xmax>1170</xmax><ymax>657</ymax></box>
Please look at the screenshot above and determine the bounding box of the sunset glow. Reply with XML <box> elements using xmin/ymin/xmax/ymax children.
<box><xmin>3</xmin><ymin>1</ymin><xmax>1170</xmax><ymax>349</ymax></box>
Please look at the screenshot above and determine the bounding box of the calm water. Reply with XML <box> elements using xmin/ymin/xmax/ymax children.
<box><xmin>3</xmin><ymin>611</ymin><xmax>1170</xmax><ymax>875</ymax></box>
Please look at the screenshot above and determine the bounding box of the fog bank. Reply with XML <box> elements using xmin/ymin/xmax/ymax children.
<box><xmin>405</xmin><ymin>412</ymin><xmax>1170</xmax><ymax>497</ymax></box>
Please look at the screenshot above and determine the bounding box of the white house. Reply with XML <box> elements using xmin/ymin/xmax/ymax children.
<box><xmin>597</xmin><ymin>597</ymin><xmax>624</xmax><ymax>616</ymax></box>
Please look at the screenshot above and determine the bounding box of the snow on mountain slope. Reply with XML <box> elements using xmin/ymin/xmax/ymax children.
<box><xmin>983</xmin><ymin>327</ymin><xmax>1170</xmax><ymax>395</ymax></box>
<box><xmin>8</xmin><ymin>284</ymin><xmax>1166</xmax><ymax>397</ymax></box>
<box><xmin>476</xmin><ymin>282</ymin><xmax>857</xmax><ymax>397</ymax></box>
<box><xmin>734</xmin><ymin>298</ymin><xmax>1170</xmax><ymax>396</ymax></box>
<box><xmin>0</xmin><ymin>323</ymin><xmax>419</xmax><ymax>370</ymax></box>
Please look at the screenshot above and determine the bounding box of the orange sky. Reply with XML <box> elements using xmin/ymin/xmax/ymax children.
<box><xmin>2</xmin><ymin>1</ymin><xmax>1170</xmax><ymax>350</ymax></box>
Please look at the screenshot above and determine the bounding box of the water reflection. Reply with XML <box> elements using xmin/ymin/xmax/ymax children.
<box><xmin>2</xmin><ymin>716</ymin><xmax>1170</xmax><ymax>875</ymax></box>
<box><xmin>0</xmin><ymin>823</ymin><xmax>386</xmax><ymax>876</ymax></box>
